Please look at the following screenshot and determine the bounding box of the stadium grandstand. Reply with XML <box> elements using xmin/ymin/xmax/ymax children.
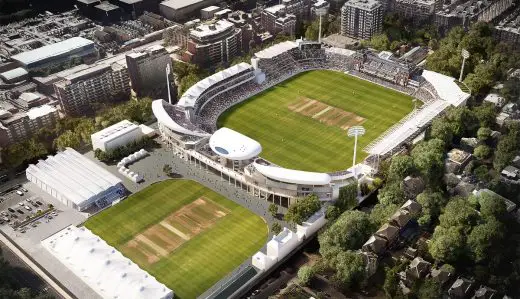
<box><xmin>153</xmin><ymin>39</ymin><xmax>470</xmax><ymax>203</ymax></box>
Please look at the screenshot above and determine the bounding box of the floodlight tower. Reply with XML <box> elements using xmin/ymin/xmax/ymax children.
<box><xmin>316</xmin><ymin>8</ymin><xmax>328</xmax><ymax>43</ymax></box>
<box><xmin>459</xmin><ymin>49</ymin><xmax>470</xmax><ymax>82</ymax></box>
<box><xmin>348</xmin><ymin>126</ymin><xmax>366</xmax><ymax>177</ymax></box>
<box><xmin>166</xmin><ymin>63</ymin><xmax>172</xmax><ymax>104</ymax></box>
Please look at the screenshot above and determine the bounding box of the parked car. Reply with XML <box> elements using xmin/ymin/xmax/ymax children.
<box><xmin>18</xmin><ymin>202</ymin><xmax>24</xmax><ymax>206</ymax></box>
<box><xmin>15</xmin><ymin>190</ymin><xmax>23</xmax><ymax>196</ymax></box>
<box><xmin>17</xmin><ymin>209</ymin><xmax>24</xmax><ymax>214</ymax></box>
<box><xmin>24</xmin><ymin>205</ymin><xmax>31</xmax><ymax>211</ymax></box>
<box><xmin>21</xmin><ymin>188</ymin><xmax>28</xmax><ymax>192</ymax></box>
<box><xmin>36</xmin><ymin>201</ymin><xmax>43</xmax><ymax>206</ymax></box>
<box><xmin>0</xmin><ymin>211</ymin><xmax>7</xmax><ymax>216</ymax></box>
<box><xmin>2</xmin><ymin>217</ymin><xmax>8</xmax><ymax>222</ymax></box>
<box><xmin>7</xmin><ymin>208</ymin><xmax>15</xmax><ymax>213</ymax></box>
<box><xmin>25</xmin><ymin>198</ymin><xmax>32</xmax><ymax>203</ymax></box>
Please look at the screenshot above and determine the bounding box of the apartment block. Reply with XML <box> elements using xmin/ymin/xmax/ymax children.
<box><xmin>126</xmin><ymin>45</ymin><xmax>171</xmax><ymax>97</ymax></box>
<box><xmin>341</xmin><ymin>0</ymin><xmax>383</xmax><ymax>39</ymax></box>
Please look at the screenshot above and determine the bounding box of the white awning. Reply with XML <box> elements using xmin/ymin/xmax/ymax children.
<box><xmin>209</xmin><ymin>128</ymin><xmax>262</xmax><ymax>160</ymax></box>
<box><xmin>422</xmin><ymin>70</ymin><xmax>470</xmax><ymax>107</ymax></box>
<box><xmin>253</xmin><ymin>162</ymin><xmax>331</xmax><ymax>185</ymax></box>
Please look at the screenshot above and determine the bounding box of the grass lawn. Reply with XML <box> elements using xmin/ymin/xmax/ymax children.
<box><xmin>218</xmin><ymin>70</ymin><xmax>415</xmax><ymax>172</ymax></box>
<box><xmin>85</xmin><ymin>180</ymin><xmax>267</xmax><ymax>299</ymax></box>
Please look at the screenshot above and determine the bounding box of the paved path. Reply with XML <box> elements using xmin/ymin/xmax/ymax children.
<box><xmin>0</xmin><ymin>233</ymin><xmax>73</xmax><ymax>299</ymax></box>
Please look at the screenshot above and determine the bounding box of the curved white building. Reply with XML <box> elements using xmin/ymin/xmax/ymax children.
<box><xmin>209</xmin><ymin>128</ymin><xmax>262</xmax><ymax>160</ymax></box>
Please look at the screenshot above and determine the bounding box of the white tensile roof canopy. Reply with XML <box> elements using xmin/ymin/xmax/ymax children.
<box><xmin>253</xmin><ymin>161</ymin><xmax>332</xmax><ymax>185</ymax></box>
<box><xmin>209</xmin><ymin>127</ymin><xmax>262</xmax><ymax>160</ymax></box>
<box><xmin>42</xmin><ymin>226</ymin><xmax>173</xmax><ymax>299</ymax></box>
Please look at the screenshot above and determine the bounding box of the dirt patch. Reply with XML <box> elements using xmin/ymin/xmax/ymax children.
<box><xmin>288</xmin><ymin>98</ymin><xmax>365</xmax><ymax>130</ymax></box>
<box><xmin>123</xmin><ymin>197</ymin><xmax>229</xmax><ymax>265</ymax></box>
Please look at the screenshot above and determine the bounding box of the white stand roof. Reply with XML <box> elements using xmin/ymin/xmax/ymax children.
<box><xmin>209</xmin><ymin>128</ymin><xmax>262</xmax><ymax>160</ymax></box>
<box><xmin>42</xmin><ymin>226</ymin><xmax>173</xmax><ymax>299</ymax></box>
<box><xmin>253</xmin><ymin>161</ymin><xmax>331</xmax><ymax>185</ymax></box>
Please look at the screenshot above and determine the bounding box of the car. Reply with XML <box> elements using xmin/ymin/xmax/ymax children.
<box><xmin>17</xmin><ymin>209</ymin><xmax>24</xmax><ymax>214</ymax></box>
<box><xmin>31</xmin><ymin>223</ymin><xmax>37</xmax><ymax>227</ymax></box>
<box><xmin>24</xmin><ymin>205</ymin><xmax>31</xmax><ymax>211</ymax></box>
<box><xmin>31</xmin><ymin>202</ymin><xmax>38</xmax><ymax>207</ymax></box>
<box><xmin>11</xmin><ymin>214</ymin><xmax>17</xmax><ymax>219</ymax></box>
<box><xmin>36</xmin><ymin>201</ymin><xmax>43</xmax><ymax>206</ymax></box>
<box><xmin>18</xmin><ymin>202</ymin><xmax>24</xmax><ymax>206</ymax></box>
<box><xmin>0</xmin><ymin>211</ymin><xmax>7</xmax><ymax>216</ymax></box>
<box><xmin>51</xmin><ymin>211</ymin><xmax>57</xmax><ymax>216</ymax></box>
<box><xmin>7</xmin><ymin>208</ymin><xmax>15</xmax><ymax>213</ymax></box>
<box><xmin>47</xmin><ymin>215</ymin><xmax>52</xmax><ymax>219</ymax></box>
<box><xmin>21</xmin><ymin>188</ymin><xmax>28</xmax><ymax>192</ymax></box>
<box><xmin>25</xmin><ymin>198</ymin><xmax>32</xmax><ymax>203</ymax></box>
<box><xmin>2</xmin><ymin>217</ymin><xmax>9</xmax><ymax>222</ymax></box>
<box><xmin>15</xmin><ymin>190</ymin><xmax>23</xmax><ymax>196</ymax></box>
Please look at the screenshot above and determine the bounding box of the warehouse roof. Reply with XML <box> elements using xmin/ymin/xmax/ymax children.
<box><xmin>11</xmin><ymin>37</ymin><xmax>94</xmax><ymax>66</ymax></box>
<box><xmin>161</xmin><ymin>0</ymin><xmax>204</xmax><ymax>10</ymax></box>
<box><xmin>26</xmin><ymin>148</ymin><xmax>122</xmax><ymax>206</ymax></box>
<box><xmin>42</xmin><ymin>226</ymin><xmax>174</xmax><ymax>299</ymax></box>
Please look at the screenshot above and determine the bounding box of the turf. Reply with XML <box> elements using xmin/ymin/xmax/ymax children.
<box><xmin>84</xmin><ymin>180</ymin><xmax>267</xmax><ymax>299</ymax></box>
<box><xmin>218</xmin><ymin>70</ymin><xmax>415</xmax><ymax>172</ymax></box>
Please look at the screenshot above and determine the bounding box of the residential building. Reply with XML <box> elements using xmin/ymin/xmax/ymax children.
<box><xmin>261</xmin><ymin>5</ymin><xmax>297</xmax><ymax>36</ymax></box>
<box><xmin>53</xmin><ymin>60</ymin><xmax>130</xmax><ymax>116</ymax></box>
<box><xmin>494</xmin><ymin>7</ymin><xmax>520</xmax><ymax>46</ymax></box>
<box><xmin>0</xmin><ymin>104</ymin><xmax>59</xmax><ymax>147</ymax></box>
<box><xmin>311</xmin><ymin>0</ymin><xmax>330</xmax><ymax>19</ymax></box>
<box><xmin>126</xmin><ymin>45</ymin><xmax>171</xmax><ymax>97</ymax></box>
<box><xmin>341</xmin><ymin>0</ymin><xmax>383</xmax><ymax>40</ymax></box>
<box><xmin>392</xmin><ymin>0</ymin><xmax>439</xmax><ymax>22</ymax></box>
<box><xmin>182</xmin><ymin>20</ymin><xmax>242</xmax><ymax>66</ymax></box>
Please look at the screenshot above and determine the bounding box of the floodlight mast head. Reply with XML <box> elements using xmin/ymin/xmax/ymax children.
<box><xmin>166</xmin><ymin>63</ymin><xmax>172</xmax><ymax>104</ymax></box>
<box><xmin>316</xmin><ymin>8</ymin><xmax>327</xmax><ymax>43</ymax></box>
<box><xmin>348</xmin><ymin>126</ymin><xmax>366</xmax><ymax>174</ymax></box>
<box><xmin>459</xmin><ymin>49</ymin><xmax>470</xmax><ymax>82</ymax></box>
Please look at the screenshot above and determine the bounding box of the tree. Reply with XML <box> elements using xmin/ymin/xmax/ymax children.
<box><xmin>378</xmin><ymin>182</ymin><xmax>405</xmax><ymax>206</ymax></box>
<box><xmin>297</xmin><ymin>265</ymin><xmax>315</xmax><ymax>286</ymax></box>
<box><xmin>429</xmin><ymin>225</ymin><xmax>466</xmax><ymax>263</ymax></box>
<box><xmin>474</xmin><ymin>144</ymin><xmax>491</xmax><ymax>160</ymax></box>
<box><xmin>271</xmin><ymin>222</ymin><xmax>282</xmax><ymax>235</ymax></box>
<box><xmin>268</xmin><ymin>203</ymin><xmax>278</xmax><ymax>218</ymax></box>
<box><xmin>417</xmin><ymin>279</ymin><xmax>443</xmax><ymax>299</ymax></box>
<box><xmin>337</xmin><ymin>183</ymin><xmax>358</xmax><ymax>211</ymax></box>
<box><xmin>474</xmin><ymin>103</ymin><xmax>497</xmax><ymax>128</ymax></box>
<box><xmin>464</xmin><ymin>62</ymin><xmax>496</xmax><ymax>95</ymax></box>
<box><xmin>326</xmin><ymin>205</ymin><xmax>341</xmax><ymax>221</ymax></box>
<box><xmin>178</xmin><ymin>73</ymin><xmax>202</xmax><ymax>96</ymax></box>
<box><xmin>477</xmin><ymin>127</ymin><xmax>492</xmax><ymax>142</ymax></box>
<box><xmin>416</xmin><ymin>190</ymin><xmax>446</xmax><ymax>226</ymax></box>
<box><xmin>478</xmin><ymin>191</ymin><xmax>507</xmax><ymax>220</ymax></box>
<box><xmin>163</xmin><ymin>164</ymin><xmax>172</xmax><ymax>175</ymax></box>
<box><xmin>368</xmin><ymin>34</ymin><xmax>390</xmax><ymax>51</ymax></box>
<box><xmin>285</xmin><ymin>194</ymin><xmax>321</xmax><ymax>225</ymax></box>
<box><xmin>54</xmin><ymin>130</ymin><xmax>81</xmax><ymax>150</ymax></box>
<box><xmin>445</xmin><ymin>107</ymin><xmax>479</xmax><ymax>137</ymax></box>
<box><xmin>430</xmin><ymin>118</ymin><xmax>454</xmax><ymax>146</ymax></box>
<box><xmin>438</xmin><ymin>197</ymin><xmax>479</xmax><ymax>230</ymax></box>
<box><xmin>388</xmin><ymin>155</ymin><xmax>415</xmax><ymax>180</ymax></box>
<box><xmin>412</xmin><ymin>139</ymin><xmax>445</xmax><ymax>185</ymax></box>
<box><xmin>370</xmin><ymin>203</ymin><xmax>399</xmax><ymax>227</ymax></box>
<box><xmin>501</xmin><ymin>77</ymin><xmax>520</xmax><ymax>103</ymax></box>
<box><xmin>473</xmin><ymin>165</ymin><xmax>491</xmax><ymax>182</ymax></box>
<box><xmin>467</xmin><ymin>219</ymin><xmax>505</xmax><ymax>262</ymax></box>
<box><xmin>493</xmin><ymin>127</ymin><xmax>520</xmax><ymax>171</ymax></box>
<box><xmin>334</xmin><ymin>250</ymin><xmax>365</xmax><ymax>289</ymax></box>
<box><xmin>319</xmin><ymin>210</ymin><xmax>374</xmax><ymax>256</ymax></box>
<box><xmin>304</xmin><ymin>20</ymin><xmax>320</xmax><ymax>41</ymax></box>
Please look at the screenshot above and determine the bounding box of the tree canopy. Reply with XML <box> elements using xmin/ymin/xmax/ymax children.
<box><xmin>285</xmin><ymin>194</ymin><xmax>321</xmax><ymax>225</ymax></box>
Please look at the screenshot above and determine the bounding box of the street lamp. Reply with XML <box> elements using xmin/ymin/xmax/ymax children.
<box><xmin>166</xmin><ymin>63</ymin><xmax>172</xmax><ymax>104</ymax></box>
<box><xmin>348</xmin><ymin>126</ymin><xmax>366</xmax><ymax>177</ymax></box>
<box><xmin>459</xmin><ymin>49</ymin><xmax>470</xmax><ymax>82</ymax></box>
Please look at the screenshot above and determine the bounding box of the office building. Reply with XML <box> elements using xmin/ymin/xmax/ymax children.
<box><xmin>261</xmin><ymin>5</ymin><xmax>297</xmax><ymax>36</ymax></box>
<box><xmin>341</xmin><ymin>0</ymin><xmax>383</xmax><ymax>39</ymax></box>
<box><xmin>53</xmin><ymin>60</ymin><xmax>130</xmax><ymax>116</ymax></box>
<box><xmin>0</xmin><ymin>104</ymin><xmax>59</xmax><ymax>147</ymax></box>
<box><xmin>183</xmin><ymin>20</ymin><xmax>242</xmax><ymax>66</ymax></box>
<box><xmin>126</xmin><ymin>45</ymin><xmax>170</xmax><ymax>97</ymax></box>
<box><xmin>160</xmin><ymin>0</ymin><xmax>222</xmax><ymax>21</ymax></box>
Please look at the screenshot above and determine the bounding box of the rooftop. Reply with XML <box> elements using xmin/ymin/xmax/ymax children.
<box><xmin>91</xmin><ymin>120</ymin><xmax>140</xmax><ymax>142</ymax></box>
<box><xmin>0</xmin><ymin>67</ymin><xmax>28</xmax><ymax>81</ymax></box>
<box><xmin>160</xmin><ymin>0</ymin><xmax>204</xmax><ymax>10</ymax></box>
<box><xmin>254</xmin><ymin>41</ymin><xmax>298</xmax><ymax>59</ymax></box>
<box><xmin>95</xmin><ymin>1</ymin><xmax>120</xmax><ymax>11</ymax></box>
<box><xmin>189</xmin><ymin>19</ymin><xmax>235</xmax><ymax>39</ymax></box>
<box><xmin>209</xmin><ymin>127</ymin><xmax>262</xmax><ymax>160</ymax></box>
<box><xmin>11</xmin><ymin>37</ymin><xmax>94</xmax><ymax>66</ymax></box>
<box><xmin>344</xmin><ymin>0</ymin><xmax>382</xmax><ymax>10</ymax></box>
<box><xmin>26</xmin><ymin>105</ymin><xmax>57</xmax><ymax>120</ymax></box>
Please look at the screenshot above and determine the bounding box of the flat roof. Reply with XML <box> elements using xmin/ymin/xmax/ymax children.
<box><xmin>91</xmin><ymin>120</ymin><xmax>140</xmax><ymax>142</ymax></box>
<box><xmin>253</xmin><ymin>162</ymin><xmax>332</xmax><ymax>185</ymax></box>
<box><xmin>26</xmin><ymin>105</ymin><xmax>56</xmax><ymax>120</ymax></box>
<box><xmin>160</xmin><ymin>0</ymin><xmax>204</xmax><ymax>10</ymax></box>
<box><xmin>95</xmin><ymin>2</ymin><xmax>120</xmax><ymax>11</ymax></box>
<box><xmin>0</xmin><ymin>67</ymin><xmax>28</xmax><ymax>80</ymax></box>
<box><xmin>11</xmin><ymin>37</ymin><xmax>94</xmax><ymax>66</ymax></box>
<box><xmin>201</xmin><ymin>5</ymin><xmax>221</xmax><ymax>12</ymax></box>
<box><xmin>209</xmin><ymin>128</ymin><xmax>262</xmax><ymax>160</ymax></box>
<box><xmin>254</xmin><ymin>41</ymin><xmax>298</xmax><ymax>59</ymax></box>
<box><xmin>189</xmin><ymin>19</ymin><xmax>235</xmax><ymax>39</ymax></box>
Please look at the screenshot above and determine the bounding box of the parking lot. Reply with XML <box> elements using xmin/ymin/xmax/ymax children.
<box><xmin>0</xmin><ymin>184</ymin><xmax>57</xmax><ymax>231</ymax></box>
